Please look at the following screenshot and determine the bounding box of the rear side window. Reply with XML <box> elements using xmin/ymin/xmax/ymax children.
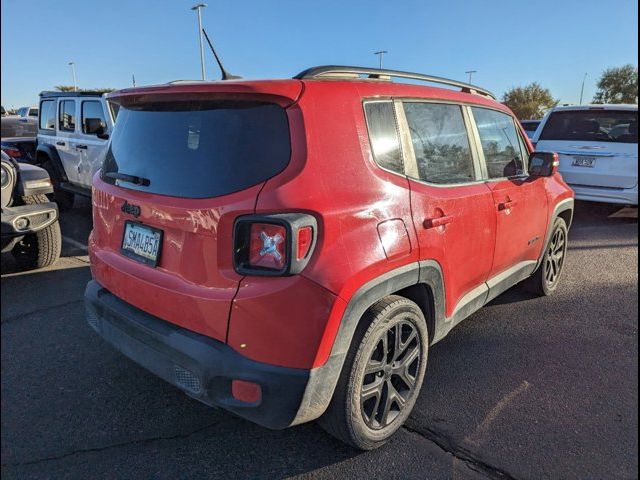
<box><xmin>472</xmin><ymin>107</ymin><xmax>526</xmax><ymax>179</ymax></box>
<box><xmin>363</xmin><ymin>101</ymin><xmax>404</xmax><ymax>174</ymax></box>
<box><xmin>108</xmin><ymin>102</ymin><xmax>120</xmax><ymax>122</ymax></box>
<box><xmin>39</xmin><ymin>100</ymin><xmax>56</xmax><ymax>130</ymax></box>
<box><xmin>539</xmin><ymin>110</ymin><xmax>638</xmax><ymax>143</ymax></box>
<box><xmin>404</xmin><ymin>102</ymin><xmax>475</xmax><ymax>184</ymax></box>
<box><xmin>81</xmin><ymin>101</ymin><xmax>107</xmax><ymax>134</ymax></box>
<box><xmin>102</xmin><ymin>101</ymin><xmax>291</xmax><ymax>198</ymax></box>
<box><xmin>521</xmin><ymin>121</ymin><xmax>539</xmax><ymax>132</ymax></box>
<box><xmin>59</xmin><ymin>100</ymin><xmax>76</xmax><ymax>132</ymax></box>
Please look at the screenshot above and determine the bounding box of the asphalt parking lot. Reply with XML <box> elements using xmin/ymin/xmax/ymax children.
<box><xmin>1</xmin><ymin>199</ymin><xmax>637</xmax><ymax>480</ymax></box>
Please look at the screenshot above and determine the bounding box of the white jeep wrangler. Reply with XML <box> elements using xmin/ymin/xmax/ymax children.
<box><xmin>36</xmin><ymin>91</ymin><xmax>117</xmax><ymax>209</ymax></box>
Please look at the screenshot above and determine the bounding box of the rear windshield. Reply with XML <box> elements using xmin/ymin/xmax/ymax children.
<box><xmin>102</xmin><ymin>101</ymin><xmax>290</xmax><ymax>198</ymax></box>
<box><xmin>539</xmin><ymin>110</ymin><xmax>638</xmax><ymax>143</ymax></box>
<box><xmin>521</xmin><ymin>121</ymin><xmax>540</xmax><ymax>132</ymax></box>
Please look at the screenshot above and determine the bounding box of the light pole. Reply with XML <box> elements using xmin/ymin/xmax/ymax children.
<box><xmin>191</xmin><ymin>3</ymin><xmax>207</xmax><ymax>80</ymax></box>
<box><xmin>579</xmin><ymin>72</ymin><xmax>588</xmax><ymax>104</ymax></box>
<box><xmin>374</xmin><ymin>50</ymin><xmax>388</xmax><ymax>69</ymax></box>
<box><xmin>68</xmin><ymin>62</ymin><xmax>77</xmax><ymax>91</ymax></box>
<box><xmin>465</xmin><ymin>70</ymin><xmax>477</xmax><ymax>84</ymax></box>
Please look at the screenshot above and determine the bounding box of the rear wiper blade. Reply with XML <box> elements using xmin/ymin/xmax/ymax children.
<box><xmin>105</xmin><ymin>172</ymin><xmax>150</xmax><ymax>187</ymax></box>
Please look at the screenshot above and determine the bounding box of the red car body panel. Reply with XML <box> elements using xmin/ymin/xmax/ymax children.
<box><xmin>486</xmin><ymin>178</ymin><xmax>549</xmax><ymax>276</ymax></box>
<box><xmin>408</xmin><ymin>181</ymin><xmax>496</xmax><ymax>317</ymax></box>
<box><xmin>90</xmin><ymin>77</ymin><xmax>574</xmax><ymax>374</ymax></box>
<box><xmin>90</xmin><ymin>176</ymin><xmax>261</xmax><ymax>343</ymax></box>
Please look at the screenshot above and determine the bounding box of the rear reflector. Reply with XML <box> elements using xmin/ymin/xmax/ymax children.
<box><xmin>232</xmin><ymin>380</ymin><xmax>262</xmax><ymax>403</ymax></box>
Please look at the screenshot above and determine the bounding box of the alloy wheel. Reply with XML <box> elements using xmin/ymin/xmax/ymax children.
<box><xmin>544</xmin><ymin>226</ymin><xmax>566</xmax><ymax>287</ymax></box>
<box><xmin>360</xmin><ymin>320</ymin><xmax>421</xmax><ymax>429</ymax></box>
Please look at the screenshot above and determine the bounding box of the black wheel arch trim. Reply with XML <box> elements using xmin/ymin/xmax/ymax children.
<box><xmin>535</xmin><ymin>197</ymin><xmax>574</xmax><ymax>271</ymax></box>
<box><xmin>35</xmin><ymin>144</ymin><xmax>68</xmax><ymax>182</ymax></box>
<box><xmin>291</xmin><ymin>260</ymin><xmax>445</xmax><ymax>425</ymax></box>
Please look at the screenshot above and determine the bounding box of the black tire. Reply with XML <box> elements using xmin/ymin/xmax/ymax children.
<box><xmin>11</xmin><ymin>194</ymin><xmax>62</xmax><ymax>269</ymax></box>
<box><xmin>526</xmin><ymin>217</ymin><xmax>568</xmax><ymax>296</ymax></box>
<box><xmin>318</xmin><ymin>295</ymin><xmax>428</xmax><ymax>450</ymax></box>
<box><xmin>41</xmin><ymin>160</ymin><xmax>74</xmax><ymax>211</ymax></box>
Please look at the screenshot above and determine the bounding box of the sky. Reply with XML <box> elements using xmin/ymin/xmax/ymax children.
<box><xmin>1</xmin><ymin>0</ymin><xmax>638</xmax><ymax>108</ymax></box>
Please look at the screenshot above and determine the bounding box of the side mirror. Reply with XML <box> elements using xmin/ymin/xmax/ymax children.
<box><xmin>97</xmin><ymin>132</ymin><xmax>110</xmax><ymax>140</ymax></box>
<box><xmin>529</xmin><ymin>151</ymin><xmax>559</xmax><ymax>178</ymax></box>
<box><xmin>85</xmin><ymin>118</ymin><xmax>107</xmax><ymax>136</ymax></box>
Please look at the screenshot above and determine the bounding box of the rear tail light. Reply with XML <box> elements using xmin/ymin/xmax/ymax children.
<box><xmin>249</xmin><ymin>223</ymin><xmax>287</xmax><ymax>270</ymax></box>
<box><xmin>2</xmin><ymin>147</ymin><xmax>21</xmax><ymax>158</ymax></box>
<box><xmin>297</xmin><ymin>226</ymin><xmax>313</xmax><ymax>260</ymax></box>
<box><xmin>234</xmin><ymin>213</ymin><xmax>318</xmax><ymax>276</ymax></box>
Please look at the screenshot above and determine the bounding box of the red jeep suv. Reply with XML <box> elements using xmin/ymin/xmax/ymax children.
<box><xmin>85</xmin><ymin>66</ymin><xmax>574</xmax><ymax>449</ymax></box>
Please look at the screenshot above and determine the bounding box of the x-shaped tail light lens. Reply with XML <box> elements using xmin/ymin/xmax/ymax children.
<box><xmin>249</xmin><ymin>223</ymin><xmax>287</xmax><ymax>269</ymax></box>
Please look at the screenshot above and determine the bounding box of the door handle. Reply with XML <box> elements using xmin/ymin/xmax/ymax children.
<box><xmin>76</xmin><ymin>144</ymin><xmax>88</xmax><ymax>150</ymax></box>
<box><xmin>424</xmin><ymin>215</ymin><xmax>454</xmax><ymax>229</ymax></box>
<box><xmin>56</xmin><ymin>141</ymin><xmax>66</xmax><ymax>146</ymax></box>
<box><xmin>498</xmin><ymin>200</ymin><xmax>517</xmax><ymax>211</ymax></box>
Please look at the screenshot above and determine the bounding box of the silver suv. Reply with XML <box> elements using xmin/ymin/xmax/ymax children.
<box><xmin>36</xmin><ymin>91</ymin><xmax>117</xmax><ymax>209</ymax></box>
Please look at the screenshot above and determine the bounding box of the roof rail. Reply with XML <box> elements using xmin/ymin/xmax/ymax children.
<box><xmin>294</xmin><ymin>65</ymin><xmax>496</xmax><ymax>99</ymax></box>
<box><xmin>39</xmin><ymin>90</ymin><xmax>107</xmax><ymax>98</ymax></box>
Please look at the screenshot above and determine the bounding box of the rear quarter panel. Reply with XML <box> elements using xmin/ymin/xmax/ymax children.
<box><xmin>227</xmin><ymin>81</ymin><xmax>421</xmax><ymax>368</ymax></box>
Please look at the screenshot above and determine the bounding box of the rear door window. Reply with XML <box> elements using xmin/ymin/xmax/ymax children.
<box><xmin>39</xmin><ymin>100</ymin><xmax>56</xmax><ymax>131</ymax></box>
<box><xmin>403</xmin><ymin>102</ymin><xmax>476</xmax><ymax>184</ymax></box>
<box><xmin>363</xmin><ymin>101</ymin><xmax>404</xmax><ymax>175</ymax></box>
<box><xmin>539</xmin><ymin>110</ymin><xmax>638</xmax><ymax>143</ymax></box>
<box><xmin>472</xmin><ymin>107</ymin><xmax>526</xmax><ymax>179</ymax></box>
<box><xmin>102</xmin><ymin>101</ymin><xmax>291</xmax><ymax>198</ymax></box>
<box><xmin>59</xmin><ymin>100</ymin><xmax>76</xmax><ymax>132</ymax></box>
<box><xmin>81</xmin><ymin>101</ymin><xmax>107</xmax><ymax>134</ymax></box>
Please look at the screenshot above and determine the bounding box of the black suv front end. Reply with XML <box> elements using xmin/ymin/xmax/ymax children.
<box><xmin>1</xmin><ymin>151</ymin><xmax>61</xmax><ymax>268</ymax></box>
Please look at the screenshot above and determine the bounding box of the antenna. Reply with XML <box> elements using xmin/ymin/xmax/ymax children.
<box><xmin>201</xmin><ymin>28</ymin><xmax>242</xmax><ymax>80</ymax></box>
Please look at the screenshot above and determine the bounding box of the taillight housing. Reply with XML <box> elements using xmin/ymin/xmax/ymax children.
<box><xmin>2</xmin><ymin>147</ymin><xmax>22</xmax><ymax>158</ymax></box>
<box><xmin>233</xmin><ymin>213</ymin><xmax>318</xmax><ymax>276</ymax></box>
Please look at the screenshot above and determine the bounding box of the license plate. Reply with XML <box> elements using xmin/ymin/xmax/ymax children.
<box><xmin>572</xmin><ymin>156</ymin><xmax>596</xmax><ymax>167</ymax></box>
<box><xmin>121</xmin><ymin>221</ymin><xmax>163</xmax><ymax>267</ymax></box>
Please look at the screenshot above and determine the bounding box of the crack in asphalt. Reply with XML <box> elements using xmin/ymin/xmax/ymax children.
<box><xmin>403</xmin><ymin>425</ymin><xmax>518</xmax><ymax>480</ymax></box>
<box><xmin>0</xmin><ymin>299</ymin><xmax>84</xmax><ymax>324</ymax></box>
<box><xmin>1</xmin><ymin>421</ymin><xmax>220</xmax><ymax>468</ymax></box>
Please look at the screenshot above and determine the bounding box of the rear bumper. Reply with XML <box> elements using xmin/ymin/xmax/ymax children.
<box><xmin>568</xmin><ymin>183</ymin><xmax>638</xmax><ymax>206</ymax></box>
<box><xmin>1</xmin><ymin>202</ymin><xmax>58</xmax><ymax>238</ymax></box>
<box><xmin>84</xmin><ymin>280</ymin><xmax>310</xmax><ymax>429</ymax></box>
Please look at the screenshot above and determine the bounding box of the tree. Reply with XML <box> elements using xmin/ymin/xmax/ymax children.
<box><xmin>54</xmin><ymin>86</ymin><xmax>117</xmax><ymax>94</ymax></box>
<box><xmin>592</xmin><ymin>65</ymin><xmax>638</xmax><ymax>104</ymax></box>
<box><xmin>502</xmin><ymin>83</ymin><xmax>558</xmax><ymax>120</ymax></box>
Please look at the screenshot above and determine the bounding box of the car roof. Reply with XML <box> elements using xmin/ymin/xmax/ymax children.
<box><xmin>550</xmin><ymin>104</ymin><xmax>638</xmax><ymax>112</ymax></box>
<box><xmin>40</xmin><ymin>91</ymin><xmax>105</xmax><ymax>98</ymax></box>
<box><xmin>107</xmin><ymin>66</ymin><xmax>511</xmax><ymax>114</ymax></box>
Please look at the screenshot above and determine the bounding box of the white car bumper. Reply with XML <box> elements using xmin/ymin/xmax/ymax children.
<box><xmin>568</xmin><ymin>183</ymin><xmax>638</xmax><ymax>206</ymax></box>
